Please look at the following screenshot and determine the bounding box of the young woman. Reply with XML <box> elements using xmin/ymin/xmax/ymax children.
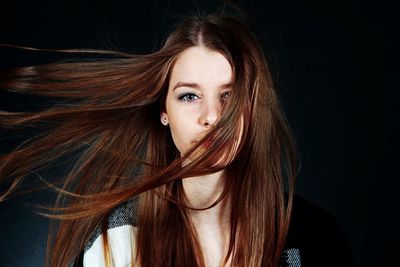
<box><xmin>0</xmin><ymin>13</ymin><xmax>300</xmax><ymax>267</ymax></box>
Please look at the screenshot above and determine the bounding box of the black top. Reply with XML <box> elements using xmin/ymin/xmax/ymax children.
<box><xmin>284</xmin><ymin>195</ymin><xmax>353</xmax><ymax>267</ymax></box>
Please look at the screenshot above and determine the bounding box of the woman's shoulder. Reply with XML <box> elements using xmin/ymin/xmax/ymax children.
<box><xmin>81</xmin><ymin>198</ymin><xmax>139</xmax><ymax>267</ymax></box>
<box><xmin>84</xmin><ymin>197</ymin><xmax>139</xmax><ymax>252</ymax></box>
<box><xmin>282</xmin><ymin>195</ymin><xmax>353</xmax><ymax>267</ymax></box>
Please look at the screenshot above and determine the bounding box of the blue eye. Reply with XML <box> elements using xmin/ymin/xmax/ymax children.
<box><xmin>178</xmin><ymin>93</ymin><xmax>199</xmax><ymax>102</ymax></box>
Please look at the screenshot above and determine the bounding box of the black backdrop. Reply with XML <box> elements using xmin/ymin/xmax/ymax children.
<box><xmin>0</xmin><ymin>1</ymin><xmax>397</xmax><ymax>266</ymax></box>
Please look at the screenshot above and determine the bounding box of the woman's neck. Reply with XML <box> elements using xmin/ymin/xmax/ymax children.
<box><xmin>182</xmin><ymin>170</ymin><xmax>232</xmax><ymax>267</ymax></box>
<box><xmin>182</xmin><ymin>170</ymin><xmax>231</xmax><ymax>226</ymax></box>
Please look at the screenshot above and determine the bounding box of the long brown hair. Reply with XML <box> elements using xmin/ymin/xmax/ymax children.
<box><xmin>0</xmin><ymin>13</ymin><xmax>298</xmax><ymax>267</ymax></box>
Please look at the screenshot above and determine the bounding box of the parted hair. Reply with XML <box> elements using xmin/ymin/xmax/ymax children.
<box><xmin>0</xmin><ymin>12</ymin><xmax>298</xmax><ymax>267</ymax></box>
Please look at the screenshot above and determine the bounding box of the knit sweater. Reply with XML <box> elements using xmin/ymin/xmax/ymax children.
<box><xmin>79</xmin><ymin>196</ymin><xmax>352</xmax><ymax>267</ymax></box>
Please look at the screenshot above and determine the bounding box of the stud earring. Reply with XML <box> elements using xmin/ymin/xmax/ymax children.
<box><xmin>161</xmin><ymin>117</ymin><xmax>168</xmax><ymax>126</ymax></box>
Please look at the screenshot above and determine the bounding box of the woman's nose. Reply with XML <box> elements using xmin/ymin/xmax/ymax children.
<box><xmin>199</xmin><ymin>99</ymin><xmax>221</xmax><ymax>127</ymax></box>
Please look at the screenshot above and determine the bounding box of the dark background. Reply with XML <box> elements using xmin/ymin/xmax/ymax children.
<box><xmin>0</xmin><ymin>0</ymin><xmax>397</xmax><ymax>266</ymax></box>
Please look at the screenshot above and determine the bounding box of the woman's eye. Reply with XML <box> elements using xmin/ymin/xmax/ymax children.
<box><xmin>221</xmin><ymin>91</ymin><xmax>231</xmax><ymax>101</ymax></box>
<box><xmin>178</xmin><ymin>93</ymin><xmax>199</xmax><ymax>102</ymax></box>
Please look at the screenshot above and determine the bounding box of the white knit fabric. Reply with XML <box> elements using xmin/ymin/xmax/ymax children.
<box><xmin>83</xmin><ymin>225</ymin><xmax>138</xmax><ymax>267</ymax></box>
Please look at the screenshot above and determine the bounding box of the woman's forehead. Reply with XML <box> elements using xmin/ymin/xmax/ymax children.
<box><xmin>168</xmin><ymin>46</ymin><xmax>233</xmax><ymax>90</ymax></box>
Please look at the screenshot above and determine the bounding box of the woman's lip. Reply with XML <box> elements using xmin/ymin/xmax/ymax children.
<box><xmin>203</xmin><ymin>141</ymin><xmax>212</xmax><ymax>148</ymax></box>
<box><xmin>192</xmin><ymin>139</ymin><xmax>214</xmax><ymax>148</ymax></box>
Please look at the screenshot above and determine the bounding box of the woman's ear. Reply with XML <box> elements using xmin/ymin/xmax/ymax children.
<box><xmin>160</xmin><ymin>112</ymin><xmax>169</xmax><ymax>126</ymax></box>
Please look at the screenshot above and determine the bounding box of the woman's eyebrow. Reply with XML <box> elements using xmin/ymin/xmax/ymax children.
<box><xmin>172</xmin><ymin>82</ymin><xmax>233</xmax><ymax>91</ymax></box>
<box><xmin>172</xmin><ymin>82</ymin><xmax>199</xmax><ymax>91</ymax></box>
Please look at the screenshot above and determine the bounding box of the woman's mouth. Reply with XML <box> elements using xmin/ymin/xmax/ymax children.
<box><xmin>192</xmin><ymin>139</ymin><xmax>213</xmax><ymax>148</ymax></box>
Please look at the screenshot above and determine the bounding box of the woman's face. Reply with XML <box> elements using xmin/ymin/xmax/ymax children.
<box><xmin>161</xmin><ymin>46</ymin><xmax>233</xmax><ymax>157</ymax></box>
